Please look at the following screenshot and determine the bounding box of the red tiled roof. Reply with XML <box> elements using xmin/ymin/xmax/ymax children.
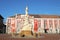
<box><xmin>30</xmin><ymin>14</ymin><xmax>60</xmax><ymax>18</ymax></box>
<box><xmin>9</xmin><ymin>14</ymin><xmax>60</xmax><ymax>18</ymax></box>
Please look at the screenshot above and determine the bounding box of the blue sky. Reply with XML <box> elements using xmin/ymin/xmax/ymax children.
<box><xmin>0</xmin><ymin>0</ymin><xmax>60</xmax><ymax>21</ymax></box>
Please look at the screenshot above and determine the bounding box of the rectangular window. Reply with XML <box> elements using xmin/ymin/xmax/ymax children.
<box><xmin>11</xmin><ymin>18</ymin><xmax>16</xmax><ymax>33</ymax></box>
<box><xmin>44</xmin><ymin>20</ymin><xmax>48</xmax><ymax>29</ymax></box>
<box><xmin>49</xmin><ymin>20</ymin><xmax>53</xmax><ymax>28</ymax></box>
<box><xmin>44</xmin><ymin>20</ymin><xmax>49</xmax><ymax>33</ymax></box>
<box><xmin>59</xmin><ymin>20</ymin><xmax>60</xmax><ymax>30</ymax></box>
<box><xmin>8</xmin><ymin>19</ymin><xmax>11</xmax><ymax>24</ymax></box>
<box><xmin>59</xmin><ymin>20</ymin><xmax>60</xmax><ymax>26</ymax></box>
<box><xmin>54</xmin><ymin>20</ymin><xmax>57</xmax><ymax>28</ymax></box>
<box><xmin>38</xmin><ymin>20</ymin><xmax>41</xmax><ymax>32</ymax></box>
<box><xmin>34</xmin><ymin>19</ymin><xmax>38</xmax><ymax>32</ymax></box>
<box><xmin>38</xmin><ymin>20</ymin><xmax>41</xmax><ymax>28</ymax></box>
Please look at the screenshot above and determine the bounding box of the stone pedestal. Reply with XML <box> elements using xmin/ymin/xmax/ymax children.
<box><xmin>20</xmin><ymin>30</ymin><xmax>32</xmax><ymax>37</ymax></box>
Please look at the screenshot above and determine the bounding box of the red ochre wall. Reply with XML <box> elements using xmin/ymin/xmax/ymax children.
<box><xmin>34</xmin><ymin>19</ymin><xmax>38</xmax><ymax>32</ymax></box>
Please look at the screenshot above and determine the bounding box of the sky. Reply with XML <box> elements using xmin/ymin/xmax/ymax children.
<box><xmin>0</xmin><ymin>0</ymin><xmax>60</xmax><ymax>21</ymax></box>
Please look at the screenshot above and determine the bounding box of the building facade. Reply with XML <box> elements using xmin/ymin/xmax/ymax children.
<box><xmin>6</xmin><ymin>7</ymin><xmax>60</xmax><ymax>34</ymax></box>
<box><xmin>0</xmin><ymin>15</ymin><xmax>6</xmax><ymax>34</ymax></box>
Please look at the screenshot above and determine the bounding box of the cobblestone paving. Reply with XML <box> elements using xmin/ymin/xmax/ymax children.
<box><xmin>0</xmin><ymin>34</ymin><xmax>60</xmax><ymax>40</ymax></box>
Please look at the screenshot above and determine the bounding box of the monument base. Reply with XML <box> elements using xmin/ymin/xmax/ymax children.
<box><xmin>20</xmin><ymin>30</ymin><xmax>33</xmax><ymax>37</ymax></box>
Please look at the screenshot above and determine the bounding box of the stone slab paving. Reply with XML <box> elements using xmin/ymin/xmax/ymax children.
<box><xmin>0</xmin><ymin>34</ymin><xmax>60</xmax><ymax>40</ymax></box>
